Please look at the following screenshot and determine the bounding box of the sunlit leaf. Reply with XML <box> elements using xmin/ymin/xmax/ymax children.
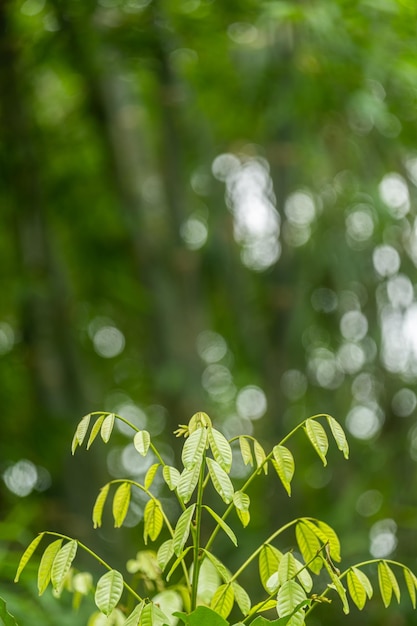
<box><xmin>71</xmin><ymin>414</ymin><xmax>91</xmax><ymax>454</ymax></box>
<box><xmin>272</xmin><ymin>445</ymin><xmax>294</xmax><ymax>496</ymax></box>
<box><xmin>112</xmin><ymin>482</ymin><xmax>131</xmax><ymax>528</ymax></box>
<box><xmin>232</xmin><ymin>581</ymin><xmax>251</xmax><ymax>616</ymax></box>
<box><xmin>204</xmin><ymin>552</ymin><xmax>232</xmax><ymax>583</ymax></box>
<box><xmin>378</xmin><ymin>561</ymin><xmax>400</xmax><ymax>606</ymax></box>
<box><xmin>101</xmin><ymin>413</ymin><xmax>115</xmax><ymax>443</ymax></box>
<box><xmin>173</xmin><ymin>504</ymin><xmax>196</xmax><ymax>556</ymax></box>
<box><xmin>208</xmin><ymin>428</ymin><xmax>232</xmax><ymax>472</ymax></box>
<box><xmin>177</xmin><ymin>464</ymin><xmax>201</xmax><ymax>504</ymax></box>
<box><xmin>278</xmin><ymin>552</ymin><xmax>297</xmax><ymax>585</ymax></box>
<box><xmin>202</xmin><ymin>505</ymin><xmax>237</xmax><ymax>546</ymax></box>
<box><xmin>314</xmin><ymin>519</ymin><xmax>341</xmax><ymax>563</ymax></box>
<box><xmin>94</xmin><ymin>569</ymin><xmax>123</xmax><ymax>616</ymax></box>
<box><xmin>133</xmin><ymin>430</ymin><xmax>151</xmax><ymax>456</ymax></box>
<box><xmin>166</xmin><ymin>547</ymin><xmax>193</xmax><ymax>582</ymax></box>
<box><xmin>233</xmin><ymin>491</ymin><xmax>250</xmax><ymax>527</ymax></box>
<box><xmin>124</xmin><ymin>602</ymin><xmax>145</xmax><ymax>626</ymax></box>
<box><xmin>347</xmin><ymin>568</ymin><xmax>367</xmax><ymax>610</ymax></box>
<box><xmin>143</xmin><ymin>498</ymin><xmax>164</xmax><ymax>544</ymax></box>
<box><xmin>253</xmin><ymin>439</ymin><xmax>268</xmax><ymax>474</ymax></box>
<box><xmin>195</xmin><ymin>557</ymin><xmax>221</xmax><ymax>605</ymax></box>
<box><xmin>211</xmin><ymin>583</ymin><xmax>234</xmax><ymax>619</ymax></box>
<box><xmin>293</xmin><ymin>556</ymin><xmax>313</xmax><ymax>593</ymax></box>
<box><xmin>259</xmin><ymin>544</ymin><xmax>282</xmax><ymax>591</ymax></box>
<box><xmin>239</xmin><ymin>437</ymin><xmax>253</xmax><ymax>466</ymax></box>
<box><xmin>163</xmin><ymin>465</ymin><xmax>181</xmax><ymax>491</ymax></box>
<box><xmin>14</xmin><ymin>533</ymin><xmax>44</xmax><ymax>582</ymax></box>
<box><xmin>305</xmin><ymin>419</ymin><xmax>328</xmax><ymax>466</ymax></box>
<box><xmin>157</xmin><ymin>539</ymin><xmax>174</xmax><ymax>571</ymax></box>
<box><xmin>86</xmin><ymin>414</ymin><xmax>105</xmax><ymax>450</ymax></box>
<box><xmin>326</xmin><ymin>415</ymin><xmax>349</xmax><ymax>459</ymax></box>
<box><xmin>404</xmin><ymin>567</ymin><xmax>417</xmax><ymax>609</ymax></box>
<box><xmin>182</xmin><ymin>427</ymin><xmax>207</xmax><ymax>470</ymax></box>
<box><xmin>351</xmin><ymin>566</ymin><xmax>373</xmax><ymax>600</ymax></box>
<box><xmin>276</xmin><ymin>580</ymin><xmax>306</xmax><ymax>626</ymax></box>
<box><xmin>206</xmin><ymin>458</ymin><xmax>234</xmax><ymax>503</ymax></box>
<box><xmin>144</xmin><ymin>463</ymin><xmax>160</xmax><ymax>490</ymax></box>
<box><xmin>295</xmin><ymin>520</ymin><xmax>322</xmax><ymax>574</ymax></box>
<box><xmin>37</xmin><ymin>539</ymin><xmax>63</xmax><ymax>596</ymax></box>
<box><xmin>93</xmin><ymin>483</ymin><xmax>110</xmax><ymax>529</ymax></box>
<box><xmin>51</xmin><ymin>540</ymin><xmax>78</xmax><ymax>594</ymax></box>
<box><xmin>324</xmin><ymin>560</ymin><xmax>349</xmax><ymax>614</ymax></box>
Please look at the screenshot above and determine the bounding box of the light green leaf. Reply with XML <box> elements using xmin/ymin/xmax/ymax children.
<box><xmin>233</xmin><ymin>491</ymin><xmax>250</xmax><ymax>527</ymax></box>
<box><xmin>101</xmin><ymin>413</ymin><xmax>115</xmax><ymax>443</ymax></box>
<box><xmin>140</xmin><ymin>602</ymin><xmax>170</xmax><ymax>626</ymax></box>
<box><xmin>404</xmin><ymin>567</ymin><xmax>417</xmax><ymax>609</ymax></box>
<box><xmin>133</xmin><ymin>430</ymin><xmax>151</xmax><ymax>456</ymax></box>
<box><xmin>206</xmin><ymin>458</ymin><xmax>234</xmax><ymax>503</ymax></box>
<box><xmin>295</xmin><ymin>521</ymin><xmax>322</xmax><ymax>574</ymax></box>
<box><xmin>305</xmin><ymin>419</ymin><xmax>328</xmax><ymax>466</ymax></box>
<box><xmin>195</xmin><ymin>557</ymin><xmax>221</xmax><ymax>604</ymax></box>
<box><xmin>272</xmin><ymin>446</ymin><xmax>294</xmax><ymax>496</ymax></box>
<box><xmin>326</xmin><ymin>415</ymin><xmax>349</xmax><ymax>459</ymax></box>
<box><xmin>202</xmin><ymin>505</ymin><xmax>237</xmax><ymax>546</ymax></box>
<box><xmin>157</xmin><ymin>539</ymin><xmax>174</xmax><ymax>570</ymax></box>
<box><xmin>232</xmin><ymin>581</ymin><xmax>251</xmax><ymax>616</ymax></box>
<box><xmin>152</xmin><ymin>590</ymin><xmax>182</xmax><ymax>626</ymax></box>
<box><xmin>143</xmin><ymin>499</ymin><xmax>164</xmax><ymax>543</ymax></box>
<box><xmin>314</xmin><ymin>519</ymin><xmax>341</xmax><ymax>563</ymax></box>
<box><xmin>351</xmin><ymin>567</ymin><xmax>373</xmax><ymax>599</ymax></box>
<box><xmin>37</xmin><ymin>539</ymin><xmax>63</xmax><ymax>596</ymax></box>
<box><xmin>253</xmin><ymin>440</ymin><xmax>268</xmax><ymax>474</ymax></box>
<box><xmin>113</xmin><ymin>482</ymin><xmax>131</xmax><ymax>528</ymax></box>
<box><xmin>51</xmin><ymin>540</ymin><xmax>78</xmax><ymax>593</ymax></box>
<box><xmin>163</xmin><ymin>465</ymin><xmax>181</xmax><ymax>491</ymax></box>
<box><xmin>166</xmin><ymin>546</ymin><xmax>193</xmax><ymax>582</ymax></box>
<box><xmin>259</xmin><ymin>544</ymin><xmax>282</xmax><ymax>591</ymax></box>
<box><xmin>323</xmin><ymin>560</ymin><xmax>349</xmax><ymax>614</ymax></box>
<box><xmin>293</xmin><ymin>556</ymin><xmax>313</xmax><ymax>593</ymax></box>
<box><xmin>379</xmin><ymin>561</ymin><xmax>400</xmax><ymax>605</ymax></box>
<box><xmin>211</xmin><ymin>583</ymin><xmax>234</xmax><ymax>619</ymax></box>
<box><xmin>239</xmin><ymin>437</ymin><xmax>253</xmax><ymax>466</ymax></box>
<box><xmin>71</xmin><ymin>414</ymin><xmax>91</xmax><ymax>454</ymax></box>
<box><xmin>208</xmin><ymin>428</ymin><xmax>232</xmax><ymax>472</ymax></box>
<box><xmin>173</xmin><ymin>504</ymin><xmax>196</xmax><ymax>556</ymax></box>
<box><xmin>347</xmin><ymin>568</ymin><xmax>367</xmax><ymax>610</ymax></box>
<box><xmin>177</xmin><ymin>464</ymin><xmax>201</xmax><ymax>504</ymax></box>
<box><xmin>182</xmin><ymin>427</ymin><xmax>207</xmax><ymax>470</ymax></box>
<box><xmin>144</xmin><ymin>463</ymin><xmax>160</xmax><ymax>490</ymax></box>
<box><xmin>277</xmin><ymin>580</ymin><xmax>306</xmax><ymax>626</ymax></box>
<box><xmin>94</xmin><ymin>569</ymin><xmax>123</xmax><ymax>616</ymax></box>
<box><xmin>278</xmin><ymin>552</ymin><xmax>297</xmax><ymax>585</ymax></box>
<box><xmin>124</xmin><ymin>602</ymin><xmax>144</xmax><ymax>626</ymax></box>
<box><xmin>204</xmin><ymin>551</ymin><xmax>232</xmax><ymax>583</ymax></box>
<box><xmin>87</xmin><ymin>414</ymin><xmax>105</xmax><ymax>450</ymax></box>
<box><xmin>93</xmin><ymin>484</ymin><xmax>110</xmax><ymax>529</ymax></box>
<box><xmin>14</xmin><ymin>533</ymin><xmax>44</xmax><ymax>582</ymax></box>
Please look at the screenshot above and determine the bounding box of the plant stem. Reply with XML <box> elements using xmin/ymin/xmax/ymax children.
<box><xmin>190</xmin><ymin>458</ymin><xmax>206</xmax><ymax>610</ymax></box>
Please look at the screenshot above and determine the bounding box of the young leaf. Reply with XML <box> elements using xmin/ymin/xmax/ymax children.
<box><xmin>314</xmin><ymin>519</ymin><xmax>341</xmax><ymax>563</ymax></box>
<box><xmin>14</xmin><ymin>533</ymin><xmax>44</xmax><ymax>582</ymax></box>
<box><xmin>133</xmin><ymin>430</ymin><xmax>151</xmax><ymax>456</ymax></box>
<box><xmin>305</xmin><ymin>419</ymin><xmax>328</xmax><ymax>466</ymax></box>
<box><xmin>326</xmin><ymin>415</ymin><xmax>349</xmax><ymax>459</ymax></box>
<box><xmin>208</xmin><ymin>428</ymin><xmax>232</xmax><ymax>472</ymax></box>
<box><xmin>37</xmin><ymin>539</ymin><xmax>63</xmax><ymax>596</ymax></box>
<box><xmin>163</xmin><ymin>465</ymin><xmax>181</xmax><ymax>491</ymax></box>
<box><xmin>278</xmin><ymin>552</ymin><xmax>297</xmax><ymax>585</ymax></box>
<box><xmin>253</xmin><ymin>440</ymin><xmax>268</xmax><ymax>474</ymax></box>
<box><xmin>94</xmin><ymin>569</ymin><xmax>124</xmax><ymax>616</ymax></box>
<box><xmin>101</xmin><ymin>413</ymin><xmax>115</xmax><ymax>443</ymax></box>
<box><xmin>211</xmin><ymin>583</ymin><xmax>234</xmax><ymax>619</ymax></box>
<box><xmin>143</xmin><ymin>498</ymin><xmax>164</xmax><ymax>543</ymax></box>
<box><xmin>173</xmin><ymin>504</ymin><xmax>196</xmax><ymax>556</ymax></box>
<box><xmin>351</xmin><ymin>566</ymin><xmax>373</xmax><ymax>600</ymax></box>
<box><xmin>157</xmin><ymin>539</ymin><xmax>174</xmax><ymax>570</ymax></box>
<box><xmin>87</xmin><ymin>414</ymin><xmax>105</xmax><ymax>450</ymax></box>
<box><xmin>233</xmin><ymin>491</ymin><xmax>250</xmax><ymax>527</ymax></box>
<box><xmin>378</xmin><ymin>561</ymin><xmax>400</xmax><ymax>606</ymax></box>
<box><xmin>295</xmin><ymin>520</ymin><xmax>322</xmax><ymax>574</ymax></box>
<box><xmin>139</xmin><ymin>602</ymin><xmax>170</xmax><ymax>626</ymax></box>
<box><xmin>239</xmin><ymin>437</ymin><xmax>253</xmax><ymax>466</ymax></box>
<box><xmin>232</xmin><ymin>581</ymin><xmax>251</xmax><ymax>616</ymax></box>
<box><xmin>71</xmin><ymin>414</ymin><xmax>91</xmax><ymax>454</ymax></box>
<box><xmin>93</xmin><ymin>483</ymin><xmax>110</xmax><ymax>529</ymax></box>
<box><xmin>145</xmin><ymin>463</ymin><xmax>160</xmax><ymax>490</ymax></box>
<box><xmin>404</xmin><ymin>567</ymin><xmax>417</xmax><ymax>609</ymax></box>
<box><xmin>204</xmin><ymin>551</ymin><xmax>232</xmax><ymax>583</ymax></box>
<box><xmin>324</xmin><ymin>558</ymin><xmax>349</xmax><ymax>615</ymax></box>
<box><xmin>177</xmin><ymin>464</ymin><xmax>201</xmax><ymax>504</ymax></box>
<box><xmin>258</xmin><ymin>544</ymin><xmax>282</xmax><ymax>591</ymax></box>
<box><xmin>166</xmin><ymin>547</ymin><xmax>193</xmax><ymax>582</ymax></box>
<box><xmin>112</xmin><ymin>482</ymin><xmax>131</xmax><ymax>528</ymax></box>
<box><xmin>347</xmin><ymin>568</ymin><xmax>367</xmax><ymax>610</ymax></box>
<box><xmin>293</xmin><ymin>556</ymin><xmax>313</xmax><ymax>593</ymax></box>
<box><xmin>182</xmin><ymin>427</ymin><xmax>207</xmax><ymax>470</ymax></box>
<box><xmin>202</xmin><ymin>505</ymin><xmax>238</xmax><ymax>546</ymax></box>
<box><xmin>124</xmin><ymin>602</ymin><xmax>145</xmax><ymax>626</ymax></box>
<box><xmin>51</xmin><ymin>540</ymin><xmax>78</xmax><ymax>594</ymax></box>
<box><xmin>206</xmin><ymin>458</ymin><xmax>234</xmax><ymax>503</ymax></box>
<box><xmin>277</xmin><ymin>580</ymin><xmax>306</xmax><ymax>626</ymax></box>
<box><xmin>272</xmin><ymin>445</ymin><xmax>294</xmax><ymax>496</ymax></box>
<box><xmin>195</xmin><ymin>557</ymin><xmax>221</xmax><ymax>605</ymax></box>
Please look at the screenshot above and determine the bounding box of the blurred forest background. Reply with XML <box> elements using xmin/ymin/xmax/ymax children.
<box><xmin>2</xmin><ymin>0</ymin><xmax>417</xmax><ymax>624</ymax></box>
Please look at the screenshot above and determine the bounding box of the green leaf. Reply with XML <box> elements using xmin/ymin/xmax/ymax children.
<box><xmin>295</xmin><ymin>520</ymin><xmax>322</xmax><ymax>574</ymax></box>
<box><xmin>101</xmin><ymin>413</ymin><xmax>115</xmax><ymax>443</ymax></box>
<box><xmin>272</xmin><ymin>445</ymin><xmax>294</xmax><ymax>496</ymax></box>
<box><xmin>87</xmin><ymin>414</ymin><xmax>105</xmax><ymax>450</ymax></box>
<box><xmin>182</xmin><ymin>427</ymin><xmax>207</xmax><ymax>469</ymax></box>
<box><xmin>351</xmin><ymin>566</ymin><xmax>373</xmax><ymax>600</ymax></box>
<box><xmin>208</xmin><ymin>428</ymin><xmax>232</xmax><ymax>472</ymax></box>
<box><xmin>143</xmin><ymin>499</ymin><xmax>164</xmax><ymax>543</ymax></box>
<box><xmin>378</xmin><ymin>561</ymin><xmax>400</xmax><ymax>606</ymax></box>
<box><xmin>210</xmin><ymin>583</ymin><xmax>234</xmax><ymax>619</ymax></box>
<box><xmin>133</xmin><ymin>430</ymin><xmax>151</xmax><ymax>456</ymax></box>
<box><xmin>233</xmin><ymin>491</ymin><xmax>250</xmax><ymax>527</ymax></box>
<box><xmin>37</xmin><ymin>539</ymin><xmax>63</xmax><ymax>596</ymax></box>
<box><xmin>250</xmin><ymin>617</ymin><xmax>294</xmax><ymax>626</ymax></box>
<box><xmin>163</xmin><ymin>465</ymin><xmax>181</xmax><ymax>491</ymax></box>
<box><xmin>347</xmin><ymin>568</ymin><xmax>367</xmax><ymax>610</ymax></box>
<box><xmin>259</xmin><ymin>544</ymin><xmax>282</xmax><ymax>591</ymax></box>
<box><xmin>138</xmin><ymin>602</ymin><xmax>170</xmax><ymax>626</ymax></box>
<box><xmin>157</xmin><ymin>539</ymin><xmax>174</xmax><ymax>570</ymax></box>
<box><xmin>144</xmin><ymin>463</ymin><xmax>160</xmax><ymax>490</ymax></box>
<box><xmin>196</xmin><ymin>557</ymin><xmax>221</xmax><ymax>604</ymax></box>
<box><xmin>204</xmin><ymin>551</ymin><xmax>232</xmax><ymax>583</ymax></box>
<box><xmin>173</xmin><ymin>504</ymin><xmax>196</xmax><ymax>556</ymax></box>
<box><xmin>177</xmin><ymin>464</ymin><xmax>202</xmax><ymax>504</ymax></box>
<box><xmin>278</xmin><ymin>552</ymin><xmax>297</xmax><ymax>585</ymax></box>
<box><xmin>71</xmin><ymin>414</ymin><xmax>91</xmax><ymax>454</ymax></box>
<box><xmin>326</xmin><ymin>415</ymin><xmax>349</xmax><ymax>459</ymax></box>
<box><xmin>51</xmin><ymin>540</ymin><xmax>78</xmax><ymax>593</ymax></box>
<box><xmin>293</xmin><ymin>556</ymin><xmax>313</xmax><ymax>593</ymax></box>
<box><xmin>174</xmin><ymin>605</ymin><xmax>229</xmax><ymax>626</ymax></box>
<box><xmin>277</xmin><ymin>580</ymin><xmax>306</xmax><ymax>626</ymax></box>
<box><xmin>93</xmin><ymin>483</ymin><xmax>110</xmax><ymax>529</ymax></box>
<box><xmin>14</xmin><ymin>533</ymin><xmax>44</xmax><ymax>582</ymax></box>
<box><xmin>239</xmin><ymin>437</ymin><xmax>253</xmax><ymax>466</ymax></box>
<box><xmin>202</xmin><ymin>505</ymin><xmax>237</xmax><ymax>546</ymax></box>
<box><xmin>314</xmin><ymin>519</ymin><xmax>341</xmax><ymax>563</ymax></box>
<box><xmin>94</xmin><ymin>569</ymin><xmax>124</xmax><ymax>616</ymax></box>
<box><xmin>112</xmin><ymin>482</ymin><xmax>131</xmax><ymax>528</ymax></box>
<box><xmin>232</xmin><ymin>581</ymin><xmax>251</xmax><ymax>616</ymax></box>
<box><xmin>253</xmin><ymin>440</ymin><xmax>268</xmax><ymax>474</ymax></box>
<box><xmin>206</xmin><ymin>458</ymin><xmax>234</xmax><ymax>503</ymax></box>
<box><xmin>305</xmin><ymin>419</ymin><xmax>328</xmax><ymax>466</ymax></box>
<box><xmin>124</xmin><ymin>602</ymin><xmax>145</xmax><ymax>626</ymax></box>
<box><xmin>0</xmin><ymin>596</ymin><xmax>19</xmax><ymax>626</ymax></box>
<box><xmin>166</xmin><ymin>546</ymin><xmax>193</xmax><ymax>582</ymax></box>
<box><xmin>323</xmin><ymin>559</ymin><xmax>349</xmax><ymax>614</ymax></box>
<box><xmin>404</xmin><ymin>567</ymin><xmax>417</xmax><ymax>609</ymax></box>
